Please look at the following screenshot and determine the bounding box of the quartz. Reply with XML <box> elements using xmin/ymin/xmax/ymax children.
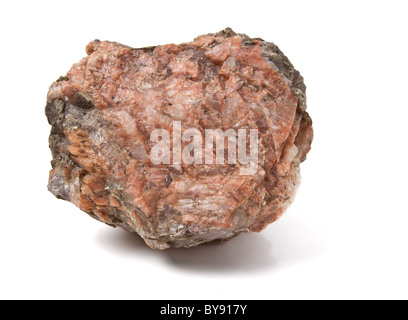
<box><xmin>45</xmin><ymin>28</ymin><xmax>313</xmax><ymax>249</ymax></box>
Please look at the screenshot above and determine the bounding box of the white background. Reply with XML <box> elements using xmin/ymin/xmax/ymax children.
<box><xmin>0</xmin><ymin>0</ymin><xmax>407</xmax><ymax>300</ymax></box>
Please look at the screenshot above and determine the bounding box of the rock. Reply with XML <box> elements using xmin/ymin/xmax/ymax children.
<box><xmin>45</xmin><ymin>28</ymin><xmax>313</xmax><ymax>249</ymax></box>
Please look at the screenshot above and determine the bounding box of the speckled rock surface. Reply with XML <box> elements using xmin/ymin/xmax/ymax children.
<box><xmin>45</xmin><ymin>28</ymin><xmax>313</xmax><ymax>249</ymax></box>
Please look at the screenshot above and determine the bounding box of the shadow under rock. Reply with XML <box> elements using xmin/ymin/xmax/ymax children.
<box><xmin>95</xmin><ymin>227</ymin><xmax>275</xmax><ymax>274</ymax></box>
<box><xmin>95</xmin><ymin>211</ymin><xmax>325</xmax><ymax>274</ymax></box>
<box><xmin>163</xmin><ymin>233</ymin><xmax>274</xmax><ymax>274</ymax></box>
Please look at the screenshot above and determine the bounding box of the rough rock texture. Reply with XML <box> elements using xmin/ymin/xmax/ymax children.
<box><xmin>46</xmin><ymin>28</ymin><xmax>313</xmax><ymax>249</ymax></box>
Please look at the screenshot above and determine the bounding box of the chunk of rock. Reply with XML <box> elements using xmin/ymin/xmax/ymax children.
<box><xmin>45</xmin><ymin>28</ymin><xmax>313</xmax><ymax>249</ymax></box>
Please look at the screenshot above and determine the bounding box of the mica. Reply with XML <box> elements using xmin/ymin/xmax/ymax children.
<box><xmin>45</xmin><ymin>28</ymin><xmax>313</xmax><ymax>249</ymax></box>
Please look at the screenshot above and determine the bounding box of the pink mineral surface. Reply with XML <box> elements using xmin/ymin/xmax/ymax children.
<box><xmin>46</xmin><ymin>28</ymin><xmax>313</xmax><ymax>249</ymax></box>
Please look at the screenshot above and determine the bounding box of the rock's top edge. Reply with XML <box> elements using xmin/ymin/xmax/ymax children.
<box><xmin>83</xmin><ymin>28</ymin><xmax>307</xmax><ymax>112</ymax></box>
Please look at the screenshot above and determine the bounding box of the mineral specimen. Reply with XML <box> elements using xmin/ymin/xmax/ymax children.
<box><xmin>46</xmin><ymin>28</ymin><xmax>313</xmax><ymax>249</ymax></box>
